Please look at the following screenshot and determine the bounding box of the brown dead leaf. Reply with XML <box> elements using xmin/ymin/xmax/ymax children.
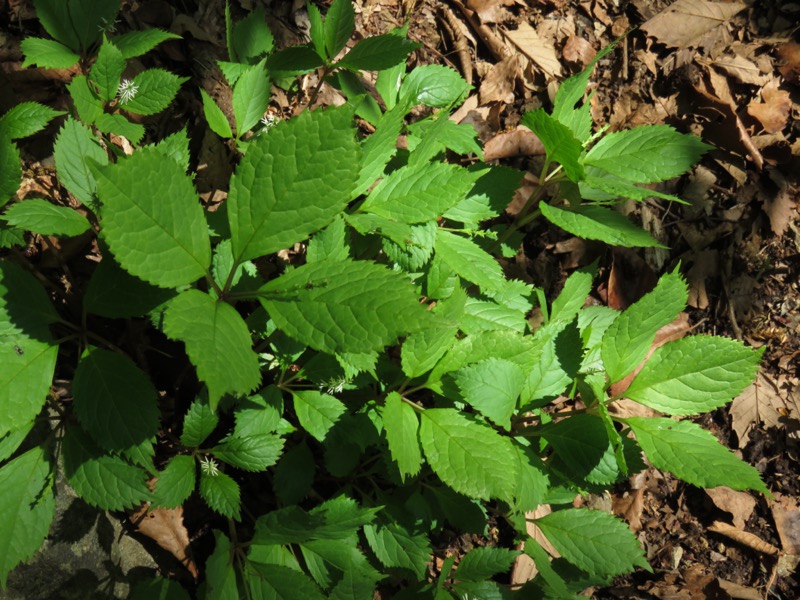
<box><xmin>730</xmin><ymin>372</ymin><xmax>800</xmax><ymax>447</ymax></box>
<box><xmin>605</xmin><ymin>248</ymin><xmax>658</xmax><ymax>311</ymax></box>
<box><xmin>708</xmin><ymin>521</ymin><xmax>780</xmax><ymax>555</ymax></box>
<box><xmin>641</xmin><ymin>0</ymin><xmax>746</xmax><ymax>49</ymax></box>
<box><xmin>562</xmin><ymin>35</ymin><xmax>596</xmax><ymax>70</ymax></box>
<box><xmin>685</xmin><ymin>249</ymin><xmax>719</xmax><ymax>310</ymax></box>
<box><xmin>465</xmin><ymin>0</ymin><xmax>517</xmax><ymax>24</ymax></box>
<box><xmin>130</xmin><ymin>504</ymin><xmax>198</xmax><ymax>579</ymax></box>
<box><xmin>502</xmin><ymin>21</ymin><xmax>562</xmax><ymax>78</ymax></box>
<box><xmin>760</xmin><ymin>169</ymin><xmax>797</xmax><ymax>237</ymax></box>
<box><xmin>748</xmin><ymin>80</ymin><xmax>792</xmax><ymax>134</ymax></box>
<box><xmin>770</xmin><ymin>493</ymin><xmax>800</xmax><ymax>556</ymax></box>
<box><xmin>708</xmin><ymin>54</ymin><xmax>770</xmax><ymax>86</ymax></box>
<box><xmin>479</xmin><ymin>55</ymin><xmax>518</xmax><ymax>105</ymax></box>
<box><xmin>483</xmin><ymin>127</ymin><xmax>545</xmax><ymax>162</ymax></box>
<box><xmin>705</xmin><ymin>487</ymin><xmax>756</xmax><ymax>530</ymax></box>
<box><xmin>776</xmin><ymin>42</ymin><xmax>800</xmax><ymax>84</ymax></box>
<box><xmin>613</xmin><ymin>487</ymin><xmax>646</xmax><ymax>533</ymax></box>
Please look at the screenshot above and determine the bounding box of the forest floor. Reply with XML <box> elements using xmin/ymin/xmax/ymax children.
<box><xmin>1</xmin><ymin>0</ymin><xmax>799</xmax><ymax>597</ymax></box>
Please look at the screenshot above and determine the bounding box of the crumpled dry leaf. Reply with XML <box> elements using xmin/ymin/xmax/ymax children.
<box><xmin>777</xmin><ymin>42</ymin><xmax>800</xmax><ymax>84</ymax></box>
<box><xmin>466</xmin><ymin>0</ymin><xmax>517</xmax><ymax>24</ymax></box>
<box><xmin>511</xmin><ymin>504</ymin><xmax>560</xmax><ymax>585</ymax></box>
<box><xmin>562</xmin><ymin>35</ymin><xmax>596</xmax><ymax>70</ymax></box>
<box><xmin>613</xmin><ymin>487</ymin><xmax>646</xmax><ymax>533</ymax></box>
<box><xmin>708</xmin><ymin>521</ymin><xmax>780</xmax><ymax>555</ymax></box>
<box><xmin>641</xmin><ymin>0</ymin><xmax>746</xmax><ymax>49</ymax></box>
<box><xmin>502</xmin><ymin>21</ymin><xmax>562</xmax><ymax>78</ymax></box>
<box><xmin>483</xmin><ymin>127</ymin><xmax>545</xmax><ymax>162</ymax></box>
<box><xmin>708</xmin><ymin>54</ymin><xmax>770</xmax><ymax>86</ymax></box>
<box><xmin>760</xmin><ymin>169</ymin><xmax>797</xmax><ymax>237</ymax></box>
<box><xmin>130</xmin><ymin>503</ymin><xmax>198</xmax><ymax>579</ymax></box>
<box><xmin>685</xmin><ymin>248</ymin><xmax>719</xmax><ymax>310</ymax></box>
<box><xmin>705</xmin><ymin>487</ymin><xmax>756</xmax><ymax>530</ymax></box>
<box><xmin>770</xmin><ymin>493</ymin><xmax>800</xmax><ymax>556</ymax></box>
<box><xmin>729</xmin><ymin>372</ymin><xmax>800</xmax><ymax>447</ymax></box>
<box><xmin>747</xmin><ymin>79</ymin><xmax>792</xmax><ymax>134</ymax></box>
<box><xmin>479</xmin><ymin>55</ymin><xmax>518</xmax><ymax>105</ymax></box>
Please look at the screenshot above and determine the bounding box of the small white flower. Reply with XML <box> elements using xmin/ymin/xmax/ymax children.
<box><xmin>200</xmin><ymin>455</ymin><xmax>220</xmax><ymax>477</ymax></box>
<box><xmin>259</xmin><ymin>113</ymin><xmax>278</xmax><ymax>133</ymax></box>
<box><xmin>320</xmin><ymin>377</ymin><xmax>346</xmax><ymax>395</ymax></box>
<box><xmin>98</xmin><ymin>17</ymin><xmax>118</xmax><ymax>33</ymax></box>
<box><xmin>117</xmin><ymin>79</ymin><xmax>139</xmax><ymax>104</ymax></box>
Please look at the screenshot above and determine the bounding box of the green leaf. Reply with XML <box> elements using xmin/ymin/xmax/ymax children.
<box><xmin>91</xmin><ymin>37</ymin><xmax>126</xmax><ymax>101</ymax></box>
<box><xmin>33</xmin><ymin>0</ymin><xmax>119</xmax><ymax>52</ymax></box>
<box><xmin>292</xmin><ymin>390</ymin><xmax>346</xmax><ymax>442</ymax></box>
<box><xmin>623</xmin><ymin>336</ymin><xmax>762</xmax><ymax>415</ymax></box>
<box><xmin>300</xmin><ymin>538</ymin><xmax>381</xmax><ymax>598</ymax></box>
<box><xmin>407</xmin><ymin>117</ymin><xmax>483</xmax><ymax>164</ymax></box>
<box><xmin>84</xmin><ymin>253</ymin><xmax>175</xmax><ymax>318</ymax></box>
<box><xmin>53</xmin><ymin>117</ymin><xmax>107</xmax><ymax>206</ymax></box>
<box><xmin>360</xmin><ymin>162</ymin><xmax>475</xmax><ymax>224</ymax></box>
<box><xmin>0</xmin><ymin>223</ymin><xmax>25</xmax><ymax>249</ymax></box>
<box><xmin>265</xmin><ymin>45</ymin><xmax>324</xmax><ymax>78</ymax></box>
<box><xmin>120</xmin><ymin>69</ymin><xmax>187</xmax><ymax>116</ymax></box>
<box><xmin>66</xmin><ymin>75</ymin><xmax>104</xmax><ymax>125</ymax></box>
<box><xmin>550</xmin><ymin>265</ymin><xmax>595</xmax><ymax>324</ymax></box>
<box><xmin>0</xmin><ymin>135</ymin><xmax>21</xmax><ymax>208</ymax></box>
<box><xmin>0</xmin><ymin>261</ymin><xmax>58</xmax><ymax>437</ymax></box>
<box><xmin>273</xmin><ymin>442</ymin><xmax>315</xmax><ymax>504</ymax></box>
<box><xmin>152</xmin><ymin>127</ymin><xmax>191</xmax><ymax>172</ymax></box>
<box><xmin>435</xmin><ymin>229</ymin><xmax>505</xmax><ymax>293</ymax></box>
<box><xmin>234</xmin><ymin>386</ymin><xmax>284</xmax><ymax>438</ymax></box>
<box><xmin>582</xmin><ymin>172</ymin><xmax>687</xmax><ymax>204</ymax></box>
<box><xmin>129</xmin><ymin>577</ymin><xmax>191</xmax><ymax>600</ymax></box>
<box><xmin>201</xmin><ymin>89</ymin><xmax>233</xmax><ymax>139</ymax></box>
<box><xmin>511</xmin><ymin>444</ymin><xmax>549</xmax><ymax>513</ymax></box>
<box><xmin>382</xmin><ymin>392</ymin><xmax>422</xmax><ymax>479</ymax></box>
<box><xmin>521</xmin><ymin>320</ymin><xmax>581</xmax><ymax>406</ymax></box>
<box><xmin>0</xmin><ymin>421</ymin><xmax>35</xmax><ymax>463</ymax></box>
<box><xmin>354</xmin><ymin>103</ymin><xmax>405</xmax><ymax>196</ymax></box>
<box><xmin>401</xmin><ymin>291</ymin><xmax>463</xmax><ymax>377</ymax></box>
<box><xmin>420</xmin><ymin>408</ymin><xmax>517</xmax><ymax>502</ymax></box>
<box><xmin>228</xmin><ymin>106</ymin><xmax>359</xmax><ymax>262</ymax></box>
<box><xmin>200</xmin><ymin>468</ymin><xmax>241</xmax><ymax>520</ymax></box>
<box><xmin>163</xmin><ymin>290</ymin><xmax>261</xmax><ymax>409</ymax></box>
<box><xmin>94</xmin><ymin>112</ymin><xmax>145</xmax><ymax>144</ymax></box>
<box><xmin>539</xmin><ymin>202</ymin><xmax>666</xmax><ymax>248</ymax></box>
<box><xmin>601</xmin><ymin>270</ymin><xmax>688</xmax><ymax>383</ymax></box>
<box><xmin>454</xmin><ymin>358</ymin><xmax>524</xmax><ymax>429</ymax></box>
<box><xmin>454</xmin><ymin>547</ymin><xmax>520</xmax><ymax>582</ymax></box>
<box><xmin>152</xmin><ymin>455</ymin><xmax>196</xmax><ymax>508</ymax></box>
<box><xmin>232</xmin><ymin>61</ymin><xmax>269</xmax><ymax>135</ymax></box>
<box><xmin>94</xmin><ymin>148</ymin><xmax>211</xmax><ymax>287</ymax></box>
<box><xmin>585</xmin><ymin>125</ymin><xmax>712</xmax><ymax>184</ymax></box>
<box><xmin>2</xmin><ymin>199</ymin><xmax>90</xmax><ymax>237</ymax></box>
<box><xmin>0</xmin><ymin>102</ymin><xmax>64</xmax><ymax>140</ymax></box>
<box><xmin>0</xmin><ymin>445</ymin><xmax>55</xmax><ymax>588</ymax></box>
<box><xmin>324</xmin><ymin>0</ymin><xmax>355</xmax><ymax>59</ymax></box>
<box><xmin>521</xmin><ymin>109</ymin><xmax>585</xmax><ymax>181</ymax></box>
<box><xmin>212</xmin><ymin>434</ymin><xmax>284</xmax><ymax>472</ymax></box>
<box><xmin>206</xmin><ymin>531</ymin><xmax>240</xmax><ymax>600</ymax></box>
<box><xmin>364</xmin><ymin>521</ymin><xmax>431</xmax><ymax>580</ymax></box>
<box><xmin>339</xmin><ymin>35</ymin><xmax>419</xmax><ymax>70</ymax></box>
<box><xmin>461</xmin><ymin>299</ymin><xmax>526</xmax><ymax>335</ymax></box>
<box><xmin>535</xmin><ymin>508</ymin><xmax>649</xmax><ymax>576</ymax></box>
<box><xmin>626</xmin><ymin>418</ymin><xmax>768</xmax><ymax>494</ymax></box>
<box><xmin>259</xmin><ymin>259</ymin><xmax>429</xmax><ymax>355</ymax></box>
<box><xmin>20</xmin><ymin>37</ymin><xmax>79</xmax><ymax>69</ymax></box>
<box><xmin>231</xmin><ymin>7</ymin><xmax>274</xmax><ymax>63</ymax></box>
<box><xmin>246</xmin><ymin>562</ymin><xmax>325</xmax><ymax>600</ymax></box>
<box><xmin>112</xmin><ymin>28</ymin><xmax>180</xmax><ymax>59</ymax></box>
<box><xmin>72</xmin><ymin>347</ymin><xmax>159</xmax><ymax>457</ymax></box>
<box><xmin>400</xmin><ymin>65</ymin><xmax>470</xmax><ymax>108</ymax></box>
<box><xmin>61</xmin><ymin>425</ymin><xmax>151</xmax><ymax>510</ymax></box>
<box><xmin>307</xmin><ymin>1</ymin><xmax>325</xmax><ymax>58</ymax></box>
<box><xmin>307</xmin><ymin>215</ymin><xmax>349</xmax><ymax>263</ymax></box>
<box><xmin>181</xmin><ymin>396</ymin><xmax>219</xmax><ymax>447</ymax></box>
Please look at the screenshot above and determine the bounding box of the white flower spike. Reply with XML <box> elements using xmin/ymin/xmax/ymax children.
<box><xmin>117</xmin><ymin>79</ymin><xmax>139</xmax><ymax>104</ymax></box>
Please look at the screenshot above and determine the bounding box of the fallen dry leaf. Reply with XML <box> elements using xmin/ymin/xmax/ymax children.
<box><xmin>613</xmin><ymin>487</ymin><xmax>646</xmax><ymax>533</ymax></box>
<box><xmin>606</xmin><ymin>248</ymin><xmax>658</xmax><ymax>311</ymax></box>
<box><xmin>708</xmin><ymin>520</ymin><xmax>780</xmax><ymax>555</ymax></box>
<box><xmin>483</xmin><ymin>127</ymin><xmax>545</xmax><ymax>162</ymax></box>
<box><xmin>760</xmin><ymin>169</ymin><xmax>797</xmax><ymax>237</ymax></box>
<box><xmin>641</xmin><ymin>0</ymin><xmax>746</xmax><ymax>49</ymax></box>
<box><xmin>748</xmin><ymin>79</ymin><xmax>792</xmax><ymax>135</ymax></box>
<box><xmin>776</xmin><ymin>41</ymin><xmax>800</xmax><ymax>84</ymax></box>
<box><xmin>708</xmin><ymin>54</ymin><xmax>770</xmax><ymax>86</ymax></box>
<box><xmin>729</xmin><ymin>372</ymin><xmax>800</xmax><ymax>447</ymax></box>
<box><xmin>685</xmin><ymin>248</ymin><xmax>719</xmax><ymax>310</ymax></box>
<box><xmin>130</xmin><ymin>504</ymin><xmax>198</xmax><ymax>579</ymax></box>
<box><xmin>562</xmin><ymin>35</ymin><xmax>596</xmax><ymax>70</ymax></box>
<box><xmin>770</xmin><ymin>493</ymin><xmax>800</xmax><ymax>555</ymax></box>
<box><xmin>511</xmin><ymin>504</ymin><xmax>560</xmax><ymax>586</ymax></box>
<box><xmin>502</xmin><ymin>21</ymin><xmax>562</xmax><ymax>78</ymax></box>
<box><xmin>479</xmin><ymin>54</ymin><xmax>518</xmax><ymax>105</ymax></box>
<box><xmin>465</xmin><ymin>0</ymin><xmax>517</xmax><ymax>23</ymax></box>
<box><xmin>705</xmin><ymin>487</ymin><xmax>756</xmax><ymax>530</ymax></box>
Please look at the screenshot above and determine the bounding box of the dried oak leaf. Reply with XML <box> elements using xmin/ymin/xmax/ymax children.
<box><xmin>777</xmin><ymin>42</ymin><xmax>800</xmax><ymax>84</ymax></box>
<box><xmin>747</xmin><ymin>79</ymin><xmax>792</xmax><ymax>134</ymax></box>
<box><xmin>501</xmin><ymin>21</ymin><xmax>562</xmax><ymax>78</ymax></box>
<box><xmin>729</xmin><ymin>372</ymin><xmax>800</xmax><ymax>447</ymax></box>
<box><xmin>130</xmin><ymin>503</ymin><xmax>198</xmax><ymax>579</ymax></box>
<box><xmin>705</xmin><ymin>486</ymin><xmax>756</xmax><ymax>530</ymax></box>
<box><xmin>641</xmin><ymin>0</ymin><xmax>746</xmax><ymax>49</ymax></box>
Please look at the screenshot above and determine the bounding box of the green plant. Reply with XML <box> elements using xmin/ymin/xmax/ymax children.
<box><xmin>0</xmin><ymin>1</ymin><xmax>767</xmax><ymax>598</ymax></box>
